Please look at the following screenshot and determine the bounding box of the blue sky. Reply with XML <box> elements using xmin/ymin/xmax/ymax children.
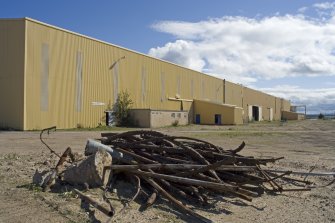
<box><xmin>2</xmin><ymin>0</ymin><xmax>335</xmax><ymax>114</ymax></box>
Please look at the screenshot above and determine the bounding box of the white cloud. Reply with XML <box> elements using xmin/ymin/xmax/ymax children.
<box><xmin>149</xmin><ymin>14</ymin><xmax>335</xmax><ymax>85</ymax></box>
<box><xmin>150</xmin><ymin>40</ymin><xmax>206</xmax><ymax>71</ymax></box>
<box><xmin>313</xmin><ymin>2</ymin><xmax>335</xmax><ymax>18</ymax></box>
<box><xmin>148</xmin><ymin>4</ymin><xmax>335</xmax><ymax>113</ymax></box>
<box><xmin>298</xmin><ymin>6</ymin><xmax>308</xmax><ymax>14</ymax></box>
<box><xmin>257</xmin><ymin>85</ymin><xmax>335</xmax><ymax>113</ymax></box>
<box><xmin>313</xmin><ymin>2</ymin><xmax>335</xmax><ymax>10</ymax></box>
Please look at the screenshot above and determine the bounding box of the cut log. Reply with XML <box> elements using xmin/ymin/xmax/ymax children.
<box><xmin>63</xmin><ymin>149</ymin><xmax>112</xmax><ymax>187</ymax></box>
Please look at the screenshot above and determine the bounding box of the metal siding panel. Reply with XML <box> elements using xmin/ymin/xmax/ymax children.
<box><xmin>141</xmin><ymin>66</ymin><xmax>146</xmax><ymax>105</ymax></box>
<box><xmin>26</xmin><ymin>20</ymin><xmax>118</xmax><ymax>129</ymax></box>
<box><xmin>23</xmin><ymin>19</ymin><xmax>284</xmax><ymax>129</ymax></box>
<box><xmin>225</xmin><ymin>81</ymin><xmax>243</xmax><ymax>107</ymax></box>
<box><xmin>0</xmin><ymin>19</ymin><xmax>25</xmax><ymax>129</ymax></box>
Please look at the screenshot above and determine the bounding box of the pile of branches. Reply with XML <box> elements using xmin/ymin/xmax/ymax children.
<box><xmin>37</xmin><ymin>128</ymin><xmax>322</xmax><ymax>222</ymax></box>
<box><xmin>81</xmin><ymin>130</ymin><xmax>311</xmax><ymax>222</ymax></box>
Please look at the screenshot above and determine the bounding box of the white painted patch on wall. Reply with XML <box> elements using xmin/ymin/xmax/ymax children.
<box><xmin>91</xmin><ymin>102</ymin><xmax>106</xmax><ymax>106</ymax></box>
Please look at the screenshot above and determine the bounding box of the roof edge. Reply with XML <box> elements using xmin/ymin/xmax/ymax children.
<box><xmin>23</xmin><ymin>17</ymin><xmax>223</xmax><ymax>81</ymax></box>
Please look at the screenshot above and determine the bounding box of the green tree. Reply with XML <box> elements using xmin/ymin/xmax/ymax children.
<box><xmin>112</xmin><ymin>90</ymin><xmax>134</xmax><ymax>126</ymax></box>
<box><xmin>318</xmin><ymin>113</ymin><xmax>324</xmax><ymax>119</ymax></box>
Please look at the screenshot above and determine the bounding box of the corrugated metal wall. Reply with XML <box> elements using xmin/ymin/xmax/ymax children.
<box><xmin>224</xmin><ymin>81</ymin><xmax>289</xmax><ymax>121</ymax></box>
<box><xmin>224</xmin><ymin>81</ymin><xmax>243</xmax><ymax>107</ymax></box>
<box><xmin>243</xmin><ymin>87</ymin><xmax>275</xmax><ymax>121</ymax></box>
<box><xmin>0</xmin><ymin>19</ymin><xmax>25</xmax><ymax>129</ymax></box>
<box><xmin>0</xmin><ymin>18</ymin><xmax>293</xmax><ymax>130</ymax></box>
<box><xmin>281</xmin><ymin>99</ymin><xmax>291</xmax><ymax>112</ymax></box>
<box><xmin>194</xmin><ymin>100</ymin><xmax>243</xmax><ymax>125</ymax></box>
<box><xmin>24</xmin><ymin>19</ymin><xmax>224</xmax><ymax>129</ymax></box>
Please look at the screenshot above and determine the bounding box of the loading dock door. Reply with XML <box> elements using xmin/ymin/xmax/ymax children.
<box><xmin>252</xmin><ymin>106</ymin><xmax>259</xmax><ymax>121</ymax></box>
<box><xmin>214</xmin><ymin>114</ymin><xmax>222</xmax><ymax>125</ymax></box>
<box><xmin>195</xmin><ymin>114</ymin><xmax>201</xmax><ymax>124</ymax></box>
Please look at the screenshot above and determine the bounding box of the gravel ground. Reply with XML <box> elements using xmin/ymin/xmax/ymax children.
<box><xmin>0</xmin><ymin>119</ymin><xmax>334</xmax><ymax>223</ymax></box>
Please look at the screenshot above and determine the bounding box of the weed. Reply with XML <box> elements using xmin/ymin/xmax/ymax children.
<box><xmin>18</xmin><ymin>183</ymin><xmax>43</xmax><ymax>192</ymax></box>
<box><xmin>172</xmin><ymin>120</ymin><xmax>179</xmax><ymax>127</ymax></box>
<box><xmin>3</xmin><ymin>153</ymin><xmax>20</xmax><ymax>160</ymax></box>
<box><xmin>58</xmin><ymin>191</ymin><xmax>77</xmax><ymax>199</ymax></box>
<box><xmin>189</xmin><ymin>131</ymin><xmax>288</xmax><ymax>138</ymax></box>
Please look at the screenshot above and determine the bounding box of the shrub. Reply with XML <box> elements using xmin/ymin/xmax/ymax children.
<box><xmin>172</xmin><ymin>120</ymin><xmax>179</xmax><ymax>127</ymax></box>
<box><xmin>112</xmin><ymin>90</ymin><xmax>134</xmax><ymax>126</ymax></box>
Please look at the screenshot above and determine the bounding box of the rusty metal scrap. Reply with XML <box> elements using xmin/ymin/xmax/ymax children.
<box><xmin>36</xmin><ymin>129</ymin><xmax>333</xmax><ymax>222</ymax></box>
<box><xmin>40</xmin><ymin>126</ymin><xmax>60</xmax><ymax>158</ymax></box>
<box><xmin>93</xmin><ymin>130</ymin><xmax>315</xmax><ymax>222</ymax></box>
<box><xmin>73</xmin><ymin>188</ymin><xmax>115</xmax><ymax>217</ymax></box>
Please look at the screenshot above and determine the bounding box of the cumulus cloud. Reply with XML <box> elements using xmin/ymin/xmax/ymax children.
<box><xmin>148</xmin><ymin>4</ymin><xmax>335</xmax><ymax>113</ymax></box>
<box><xmin>257</xmin><ymin>85</ymin><xmax>335</xmax><ymax>113</ymax></box>
<box><xmin>149</xmin><ymin>15</ymin><xmax>335</xmax><ymax>85</ymax></box>
<box><xmin>313</xmin><ymin>2</ymin><xmax>335</xmax><ymax>10</ymax></box>
<box><xmin>313</xmin><ymin>2</ymin><xmax>335</xmax><ymax>18</ymax></box>
<box><xmin>298</xmin><ymin>7</ymin><xmax>308</xmax><ymax>14</ymax></box>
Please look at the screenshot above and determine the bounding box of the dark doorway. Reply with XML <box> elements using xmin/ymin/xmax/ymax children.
<box><xmin>252</xmin><ymin>106</ymin><xmax>259</xmax><ymax>121</ymax></box>
<box><xmin>214</xmin><ymin>114</ymin><xmax>221</xmax><ymax>125</ymax></box>
<box><xmin>195</xmin><ymin>114</ymin><xmax>201</xmax><ymax>124</ymax></box>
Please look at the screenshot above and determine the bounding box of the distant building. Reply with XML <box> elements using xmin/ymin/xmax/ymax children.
<box><xmin>0</xmin><ymin>18</ymin><xmax>298</xmax><ymax>130</ymax></box>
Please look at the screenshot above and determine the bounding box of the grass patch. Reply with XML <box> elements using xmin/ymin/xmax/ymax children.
<box><xmin>58</xmin><ymin>191</ymin><xmax>77</xmax><ymax>199</ymax></box>
<box><xmin>189</xmin><ymin>130</ymin><xmax>289</xmax><ymax>138</ymax></box>
<box><xmin>17</xmin><ymin>183</ymin><xmax>43</xmax><ymax>192</ymax></box>
<box><xmin>61</xmin><ymin>125</ymin><xmax>135</xmax><ymax>132</ymax></box>
<box><xmin>3</xmin><ymin>153</ymin><xmax>21</xmax><ymax>160</ymax></box>
<box><xmin>27</xmin><ymin>125</ymin><xmax>139</xmax><ymax>132</ymax></box>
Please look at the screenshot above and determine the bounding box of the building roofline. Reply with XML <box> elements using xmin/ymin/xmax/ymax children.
<box><xmin>22</xmin><ymin>17</ymin><xmax>223</xmax><ymax>82</ymax></box>
<box><xmin>224</xmin><ymin>79</ymin><xmax>285</xmax><ymax>100</ymax></box>
<box><xmin>1</xmin><ymin>17</ymin><xmax>286</xmax><ymax>101</ymax></box>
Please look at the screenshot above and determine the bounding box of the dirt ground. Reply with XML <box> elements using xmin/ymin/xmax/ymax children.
<box><xmin>0</xmin><ymin>119</ymin><xmax>334</xmax><ymax>223</ymax></box>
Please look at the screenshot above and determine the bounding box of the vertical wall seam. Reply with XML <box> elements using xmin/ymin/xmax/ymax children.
<box><xmin>113</xmin><ymin>63</ymin><xmax>119</xmax><ymax>103</ymax></box>
<box><xmin>76</xmin><ymin>51</ymin><xmax>83</xmax><ymax>112</ymax></box>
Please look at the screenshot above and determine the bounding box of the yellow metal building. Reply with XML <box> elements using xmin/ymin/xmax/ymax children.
<box><xmin>0</xmin><ymin>18</ymin><xmax>296</xmax><ymax>130</ymax></box>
